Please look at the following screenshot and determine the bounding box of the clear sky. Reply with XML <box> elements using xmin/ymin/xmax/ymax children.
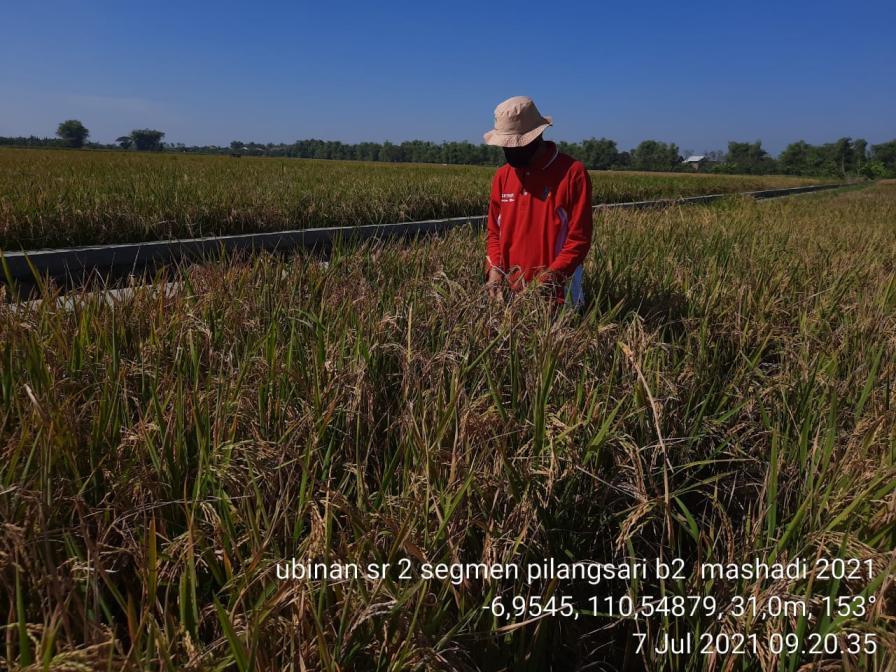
<box><xmin>2</xmin><ymin>0</ymin><xmax>894</xmax><ymax>155</ymax></box>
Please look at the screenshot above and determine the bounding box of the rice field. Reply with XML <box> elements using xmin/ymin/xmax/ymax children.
<box><xmin>1</xmin><ymin>182</ymin><xmax>894</xmax><ymax>670</ymax></box>
<box><xmin>0</xmin><ymin>148</ymin><xmax>828</xmax><ymax>250</ymax></box>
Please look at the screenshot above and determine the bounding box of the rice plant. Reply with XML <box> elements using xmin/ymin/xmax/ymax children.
<box><xmin>0</xmin><ymin>182</ymin><xmax>893</xmax><ymax>670</ymax></box>
<box><xmin>0</xmin><ymin>148</ymin><xmax>827</xmax><ymax>250</ymax></box>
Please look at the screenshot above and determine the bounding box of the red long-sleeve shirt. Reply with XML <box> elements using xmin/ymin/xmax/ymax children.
<box><xmin>484</xmin><ymin>141</ymin><xmax>594</xmax><ymax>306</ymax></box>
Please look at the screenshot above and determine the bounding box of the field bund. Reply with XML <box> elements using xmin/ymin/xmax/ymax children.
<box><xmin>1</xmin><ymin>182</ymin><xmax>844</xmax><ymax>286</ymax></box>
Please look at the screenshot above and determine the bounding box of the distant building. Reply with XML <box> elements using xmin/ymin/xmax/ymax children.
<box><xmin>682</xmin><ymin>155</ymin><xmax>709</xmax><ymax>171</ymax></box>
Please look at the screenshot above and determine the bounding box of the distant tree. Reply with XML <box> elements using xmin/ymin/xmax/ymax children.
<box><xmin>0</xmin><ymin>135</ymin><xmax>65</xmax><ymax>148</ymax></box>
<box><xmin>631</xmin><ymin>140</ymin><xmax>680</xmax><ymax>171</ymax></box>
<box><xmin>778</xmin><ymin>138</ymin><xmax>875</xmax><ymax>177</ymax></box>
<box><xmin>725</xmin><ymin>141</ymin><xmax>776</xmax><ymax>174</ymax></box>
<box><xmin>130</xmin><ymin>129</ymin><xmax>165</xmax><ymax>151</ymax></box>
<box><xmin>828</xmin><ymin>137</ymin><xmax>854</xmax><ymax>176</ymax></box>
<box><xmin>870</xmin><ymin>140</ymin><xmax>896</xmax><ymax>177</ymax></box>
<box><xmin>579</xmin><ymin>137</ymin><xmax>619</xmax><ymax>170</ymax></box>
<box><xmin>380</xmin><ymin>141</ymin><xmax>403</xmax><ymax>162</ymax></box>
<box><xmin>356</xmin><ymin>141</ymin><xmax>380</xmax><ymax>162</ymax></box>
<box><xmin>853</xmin><ymin>139</ymin><xmax>867</xmax><ymax>172</ymax></box>
<box><xmin>861</xmin><ymin>160</ymin><xmax>888</xmax><ymax>178</ymax></box>
<box><xmin>778</xmin><ymin>141</ymin><xmax>813</xmax><ymax>175</ymax></box>
<box><xmin>230</xmin><ymin>140</ymin><xmax>244</xmax><ymax>151</ymax></box>
<box><xmin>116</xmin><ymin>135</ymin><xmax>133</xmax><ymax>150</ymax></box>
<box><xmin>56</xmin><ymin>119</ymin><xmax>89</xmax><ymax>148</ymax></box>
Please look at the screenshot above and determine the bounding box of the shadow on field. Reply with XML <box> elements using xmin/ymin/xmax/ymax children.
<box><xmin>582</xmin><ymin>267</ymin><xmax>692</xmax><ymax>339</ymax></box>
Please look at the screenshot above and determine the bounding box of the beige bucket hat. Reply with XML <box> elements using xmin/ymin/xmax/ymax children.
<box><xmin>483</xmin><ymin>96</ymin><xmax>553</xmax><ymax>147</ymax></box>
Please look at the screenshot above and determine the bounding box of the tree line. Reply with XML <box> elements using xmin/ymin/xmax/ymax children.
<box><xmin>0</xmin><ymin>121</ymin><xmax>167</xmax><ymax>152</ymax></box>
<box><xmin>1</xmin><ymin>119</ymin><xmax>894</xmax><ymax>178</ymax></box>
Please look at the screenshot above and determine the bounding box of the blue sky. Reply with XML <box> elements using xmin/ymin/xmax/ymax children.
<box><xmin>2</xmin><ymin>0</ymin><xmax>894</xmax><ymax>154</ymax></box>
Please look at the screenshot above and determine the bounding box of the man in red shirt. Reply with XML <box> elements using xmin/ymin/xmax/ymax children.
<box><xmin>482</xmin><ymin>96</ymin><xmax>594</xmax><ymax>311</ymax></box>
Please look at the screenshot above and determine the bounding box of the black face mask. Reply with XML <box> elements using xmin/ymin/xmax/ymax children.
<box><xmin>503</xmin><ymin>136</ymin><xmax>542</xmax><ymax>169</ymax></box>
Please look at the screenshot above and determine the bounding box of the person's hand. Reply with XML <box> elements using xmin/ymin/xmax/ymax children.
<box><xmin>486</xmin><ymin>266</ymin><xmax>505</xmax><ymax>303</ymax></box>
<box><xmin>535</xmin><ymin>269</ymin><xmax>563</xmax><ymax>298</ymax></box>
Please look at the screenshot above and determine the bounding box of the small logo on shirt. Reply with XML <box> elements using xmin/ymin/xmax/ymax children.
<box><xmin>501</xmin><ymin>192</ymin><xmax>516</xmax><ymax>203</ymax></box>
